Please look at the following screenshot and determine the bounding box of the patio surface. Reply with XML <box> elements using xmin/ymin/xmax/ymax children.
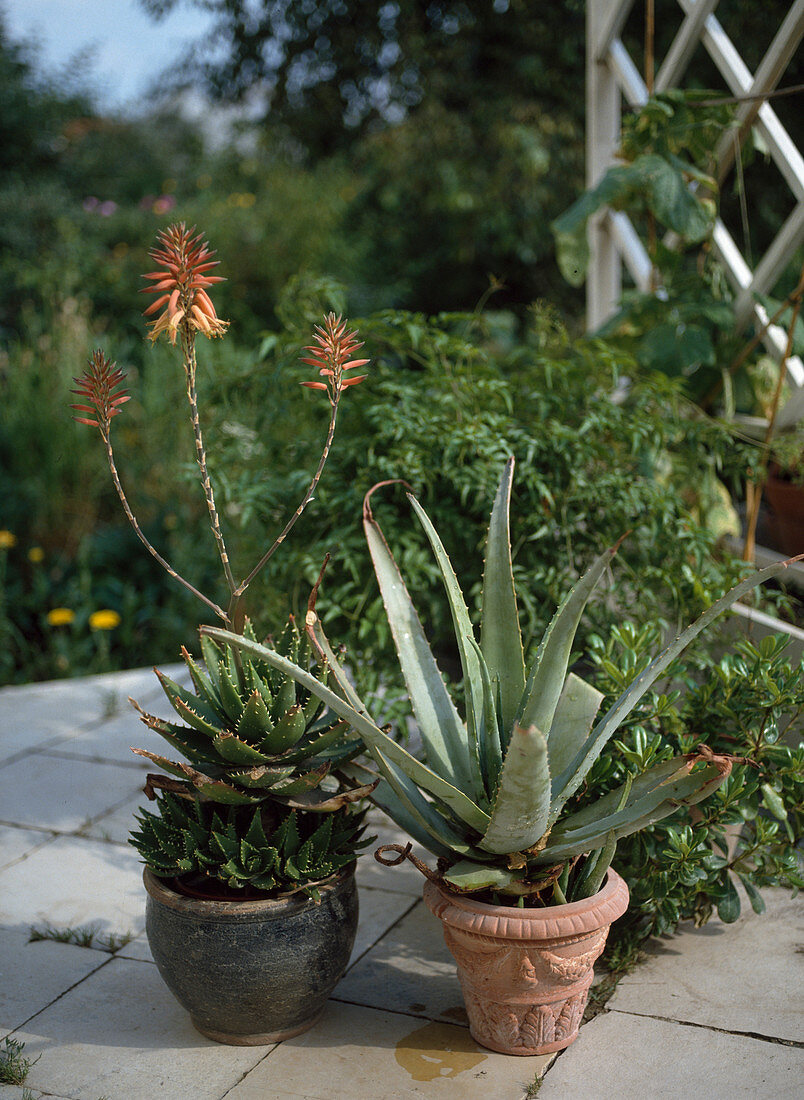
<box><xmin>1</xmin><ymin>666</ymin><xmax>802</xmax><ymax>1099</ymax></box>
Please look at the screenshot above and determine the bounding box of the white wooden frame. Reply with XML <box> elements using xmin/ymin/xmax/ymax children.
<box><xmin>586</xmin><ymin>0</ymin><xmax>804</xmax><ymax>429</ymax></box>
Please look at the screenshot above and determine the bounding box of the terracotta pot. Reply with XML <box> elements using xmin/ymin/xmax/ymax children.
<box><xmin>763</xmin><ymin>468</ymin><xmax>804</xmax><ymax>556</ymax></box>
<box><xmin>424</xmin><ymin>870</ymin><xmax>629</xmax><ymax>1056</ymax></box>
<box><xmin>144</xmin><ymin>864</ymin><xmax>358</xmax><ymax>1045</ymax></box>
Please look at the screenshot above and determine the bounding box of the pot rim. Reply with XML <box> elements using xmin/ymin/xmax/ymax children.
<box><xmin>143</xmin><ymin>863</ymin><xmax>355</xmax><ymax>923</ymax></box>
<box><xmin>423</xmin><ymin>868</ymin><xmax>629</xmax><ymax>941</ymax></box>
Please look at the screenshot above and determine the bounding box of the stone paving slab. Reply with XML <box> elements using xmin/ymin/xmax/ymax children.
<box><xmin>0</xmin><ymin>825</ymin><xmax>56</xmax><ymax>871</ymax></box>
<box><xmin>14</xmin><ymin>958</ymin><xmax>270</xmax><ymax>1100</ymax></box>
<box><xmin>226</xmin><ymin>1000</ymin><xmax>551</xmax><ymax>1099</ymax></box>
<box><xmin>0</xmin><ymin>754</ymin><xmax>144</xmax><ymax>835</ymax></box>
<box><xmin>0</xmin><ymin>835</ymin><xmax>144</xmax><ymax>938</ymax></box>
<box><xmin>80</xmin><ymin>793</ymin><xmax>148</xmax><ymax>845</ymax></box>
<box><xmin>334</xmin><ymin>900</ymin><xmax>467</xmax><ymax>1025</ymax></box>
<box><xmin>539</xmin><ymin>1010</ymin><xmax>804</xmax><ymax>1099</ymax></box>
<box><xmin>0</xmin><ymin>928</ymin><xmax>107</xmax><ymax>1036</ymax></box>
<box><xmin>610</xmin><ymin>888</ymin><xmax>804</xmax><ymax>1043</ymax></box>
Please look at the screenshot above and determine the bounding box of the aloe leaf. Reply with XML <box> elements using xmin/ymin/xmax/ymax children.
<box><xmin>305</xmin><ymin>607</ymin><xmax>370</xmax><ymax>716</ymax></box>
<box><xmin>407</xmin><ymin>494</ymin><xmax>485</xmax><ymax>782</ymax></box>
<box><xmin>199</xmin><ymin>635</ymin><xmax>223</xmax><ymax>687</ymax></box>
<box><xmin>212</xmin><ymin>731</ymin><xmax>272</xmax><ymax>766</ymax></box>
<box><xmin>574</xmin><ymin>832</ymin><xmax>617</xmax><ymax>899</ymax></box>
<box><xmin>134</xmin><ymin>710</ymin><xmax>220</xmax><ymax>765</ymax></box>
<box><xmin>538</xmin><ymin>759</ymin><xmax>727</xmax><ymax>862</ymax></box>
<box><xmin>172</xmin><ymin>697</ymin><xmax>224</xmax><ymax>739</ymax></box>
<box><xmin>261</xmin><ymin>704</ymin><xmax>306</xmax><ymax>753</ymax></box>
<box><xmin>155</xmin><ymin>670</ymin><xmax>222</xmax><ymax>729</ymax></box>
<box><xmin>181</xmin><ymin>646</ymin><xmax>221</xmax><ymax>707</ymax></box>
<box><xmin>480</xmin><ymin>457</ymin><xmax>526</xmax><ymax>734</ymax></box>
<box><xmin>280</xmin><ymin>720</ymin><xmax>349</xmax><ymax>764</ymax></box>
<box><xmin>550</xmin><ymin>556</ymin><xmax>802</xmax><ymax>818</ymax></box>
<box><xmin>546</xmin><ymin>673</ymin><xmax>604</xmax><ymax>779</ymax></box>
<box><xmin>363</xmin><ymin>506</ymin><xmax>478</xmax><ymax>795</ymax></box>
<box><xmin>236</xmin><ymin>691</ymin><xmax>274</xmax><ymax>741</ymax></box>
<box><xmin>370</xmin><ymin>747</ymin><xmax>486</xmax><ymax>859</ymax></box>
<box><xmin>267</xmin><ymin>763</ymin><xmax>329</xmax><ymax>796</ymax></box>
<box><xmin>467</xmin><ymin>637</ymin><xmax>503</xmax><ymax>795</ymax></box>
<box><xmin>518</xmin><ymin>540</ymin><xmax>620</xmax><ymax>738</ymax></box>
<box><xmin>229</xmin><ymin>764</ymin><xmax>297</xmax><ymax>789</ymax></box>
<box><xmin>442</xmin><ymin>860</ymin><xmax>521</xmax><ymax>893</ymax></box>
<box><xmin>478</xmin><ymin>723</ymin><xmax>551</xmax><ymax>854</ymax></box>
<box><xmin>278</xmin><ymin>781</ymin><xmax>377</xmax><ymax>812</ymax></box>
<box><xmin>217</xmin><ymin>660</ymin><xmax>245</xmax><ymax>722</ymax></box>
<box><xmin>131</xmin><ymin>749</ymin><xmax>261</xmax><ymax>805</ymax></box>
<box><xmin>203</xmin><ymin>627</ymin><xmax>492</xmax><ymax>834</ymax></box>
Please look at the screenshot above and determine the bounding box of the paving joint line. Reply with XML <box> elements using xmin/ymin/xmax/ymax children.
<box><xmin>606</xmin><ymin>1006</ymin><xmax>804</xmax><ymax>1047</ymax></box>
<box><xmin>341</xmin><ymin>893</ymin><xmax>421</xmax><ymax>975</ymax></box>
<box><xmin>5</xmin><ymin>951</ymin><xmax>116</xmax><ymax>1039</ymax></box>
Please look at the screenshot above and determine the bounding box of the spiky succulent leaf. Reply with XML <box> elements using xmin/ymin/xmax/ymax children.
<box><xmin>545</xmin><ymin>673</ymin><xmax>603</xmax><ymax>779</ymax></box>
<box><xmin>203</xmin><ymin>627</ymin><xmax>493</xmax><ymax>835</ymax></box>
<box><xmin>480</xmin><ymin>456</ymin><xmax>526</xmax><ymax>734</ymax></box>
<box><xmin>478</xmin><ymin>723</ymin><xmax>551</xmax><ymax>855</ymax></box>
<box><xmin>261</xmin><ymin>704</ymin><xmax>306</xmax><ymax>753</ymax></box>
<box><xmin>363</xmin><ymin>500</ymin><xmax>479</xmax><ymax>796</ymax></box>
<box><xmin>407</xmin><ymin>493</ymin><xmax>486</xmax><ymax>794</ymax></box>
<box><xmin>237</xmin><ymin>691</ymin><xmax>273</xmax><ymax>740</ymax></box>
<box><xmin>549</xmin><ymin>555</ymin><xmax>804</xmax><ymax>821</ymax></box>
<box><xmin>517</xmin><ymin>540</ymin><xmax>620</xmax><ymax>740</ymax></box>
<box><xmin>212</xmin><ymin>731</ymin><xmax>272</xmax><ymax>765</ymax></box>
<box><xmin>442</xmin><ymin>861</ymin><xmax>522</xmax><ymax>893</ymax></box>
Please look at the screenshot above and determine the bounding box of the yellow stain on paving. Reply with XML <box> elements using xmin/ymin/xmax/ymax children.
<box><xmin>395</xmin><ymin>1020</ymin><xmax>487</xmax><ymax>1082</ymax></box>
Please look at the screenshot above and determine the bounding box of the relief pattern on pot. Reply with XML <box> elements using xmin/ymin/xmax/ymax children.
<box><xmin>442</xmin><ymin>925</ymin><xmax>608</xmax><ymax>1051</ymax></box>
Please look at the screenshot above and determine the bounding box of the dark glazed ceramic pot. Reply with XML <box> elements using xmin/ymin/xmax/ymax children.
<box><xmin>424</xmin><ymin>869</ymin><xmax>629</xmax><ymax>1056</ymax></box>
<box><xmin>144</xmin><ymin>864</ymin><xmax>358</xmax><ymax>1045</ymax></box>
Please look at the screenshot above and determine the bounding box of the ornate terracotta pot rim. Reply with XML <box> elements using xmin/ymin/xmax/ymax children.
<box><xmin>143</xmin><ymin>864</ymin><xmax>355</xmax><ymax>924</ymax></box>
<box><xmin>423</xmin><ymin>868</ymin><xmax>629</xmax><ymax>940</ymax></box>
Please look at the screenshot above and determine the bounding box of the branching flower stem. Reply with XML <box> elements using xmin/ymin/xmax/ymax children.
<box><xmin>102</xmin><ymin>431</ymin><xmax>227</xmax><ymax>622</ymax></box>
<box><xmin>228</xmin><ymin>394</ymin><xmax>340</xmax><ymax>629</ymax></box>
<box><xmin>181</xmin><ymin>328</ymin><xmax>236</xmax><ymax>597</ymax></box>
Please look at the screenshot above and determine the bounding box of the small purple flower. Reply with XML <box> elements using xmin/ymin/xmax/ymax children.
<box><xmin>99</xmin><ymin>201</ymin><xmax>118</xmax><ymax>217</ymax></box>
<box><xmin>83</xmin><ymin>196</ymin><xmax>99</xmax><ymax>212</ymax></box>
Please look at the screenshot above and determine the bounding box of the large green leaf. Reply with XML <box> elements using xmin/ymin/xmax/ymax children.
<box><xmin>203</xmin><ymin>628</ymin><xmax>491</xmax><ymax>834</ymax></box>
<box><xmin>478</xmin><ymin>723</ymin><xmax>551</xmax><ymax>855</ymax></box>
<box><xmin>442</xmin><ymin>860</ymin><xmax>521</xmax><ymax>893</ymax></box>
<box><xmin>517</xmin><ymin>540</ymin><xmax>620</xmax><ymax>737</ymax></box>
<box><xmin>549</xmin><ymin>556</ymin><xmax>802</xmax><ymax>819</ymax></box>
<box><xmin>538</xmin><ymin>758</ymin><xmax>727</xmax><ymax>863</ymax></box>
<box><xmin>546</xmin><ymin>673</ymin><xmax>603</xmax><ymax>780</ymax></box>
<box><xmin>407</xmin><ymin>493</ymin><xmax>486</xmax><ymax>794</ymax></box>
<box><xmin>480</xmin><ymin>457</ymin><xmax>526</xmax><ymax>735</ymax></box>
<box><xmin>363</xmin><ymin>503</ymin><xmax>478</xmax><ymax>795</ymax></box>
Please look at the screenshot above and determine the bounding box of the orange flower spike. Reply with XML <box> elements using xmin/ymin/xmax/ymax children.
<box><xmin>141</xmin><ymin>222</ymin><xmax>229</xmax><ymax>343</ymax></box>
<box><xmin>71</xmin><ymin>351</ymin><xmax>130</xmax><ymax>434</ymax></box>
<box><xmin>300</xmin><ymin>312</ymin><xmax>369</xmax><ymax>401</ymax></box>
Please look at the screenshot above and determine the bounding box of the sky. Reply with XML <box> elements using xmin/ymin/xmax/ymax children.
<box><xmin>2</xmin><ymin>0</ymin><xmax>216</xmax><ymax>111</ymax></box>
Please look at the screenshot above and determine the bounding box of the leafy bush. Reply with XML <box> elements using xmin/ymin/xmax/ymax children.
<box><xmin>585</xmin><ymin>625</ymin><xmax>803</xmax><ymax>958</ymax></box>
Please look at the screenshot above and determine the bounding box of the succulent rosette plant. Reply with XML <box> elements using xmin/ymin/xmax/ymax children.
<box><xmin>71</xmin><ymin>223</ymin><xmax>373</xmax><ymax>899</ymax></box>
<box><xmin>206</xmin><ymin>457</ymin><xmax>801</xmax><ymax>905</ymax></box>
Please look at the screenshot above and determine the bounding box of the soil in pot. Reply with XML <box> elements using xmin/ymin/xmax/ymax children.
<box><xmin>144</xmin><ymin>864</ymin><xmax>358</xmax><ymax>1045</ymax></box>
<box><xmin>424</xmin><ymin>869</ymin><xmax>629</xmax><ymax>1056</ymax></box>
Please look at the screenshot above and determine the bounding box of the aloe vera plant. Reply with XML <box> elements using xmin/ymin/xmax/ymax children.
<box><xmin>204</xmin><ymin>457</ymin><xmax>801</xmax><ymax>904</ymax></box>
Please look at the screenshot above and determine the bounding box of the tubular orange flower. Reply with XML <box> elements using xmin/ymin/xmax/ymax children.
<box><xmin>300</xmin><ymin>313</ymin><xmax>369</xmax><ymax>403</ymax></box>
<box><xmin>142</xmin><ymin>223</ymin><xmax>229</xmax><ymax>344</ymax></box>
<box><xmin>71</xmin><ymin>351</ymin><xmax>130</xmax><ymax>435</ymax></box>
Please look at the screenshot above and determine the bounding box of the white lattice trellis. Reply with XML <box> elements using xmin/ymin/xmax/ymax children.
<box><xmin>586</xmin><ymin>0</ymin><xmax>804</xmax><ymax>430</ymax></box>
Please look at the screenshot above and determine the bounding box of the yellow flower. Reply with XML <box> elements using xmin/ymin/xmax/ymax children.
<box><xmin>47</xmin><ymin>607</ymin><xmax>75</xmax><ymax>627</ymax></box>
<box><xmin>0</xmin><ymin>530</ymin><xmax>17</xmax><ymax>549</ymax></box>
<box><xmin>28</xmin><ymin>546</ymin><xmax>45</xmax><ymax>563</ymax></box>
<box><xmin>89</xmin><ymin>609</ymin><xmax>121</xmax><ymax>631</ymax></box>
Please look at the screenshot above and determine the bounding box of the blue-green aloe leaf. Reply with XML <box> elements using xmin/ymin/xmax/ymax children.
<box><xmin>546</xmin><ymin>673</ymin><xmax>604</xmax><ymax>780</ymax></box>
<box><xmin>517</xmin><ymin>539</ymin><xmax>622</xmax><ymax>738</ymax></box>
<box><xmin>407</xmin><ymin>493</ymin><xmax>485</xmax><ymax>790</ymax></box>
<box><xmin>549</xmin><ymin>555</ymin><xmax>803</xmax><ymax>820</ymax></box>
<box><xmin>442</xmin><ymin>860</ymin><xmax>522</xmax><ymax>893</ymax></box>
<box><xmin>480</xmin><ymin>457</ymin><xmax>526</xmax><ymax>734</ymax></box>
<box><xmin>363</xmin><ymin>499</ymin><xmax>478</xmax><ymax>796</ymax></box>
<box><xmin>467</xmin><ymin>637</ymin><xmax>503</xmax><ymax>794</ymax></box>
<box><xmin>203</xmin><ymin>628</ymin><xmax>491</xmax><ymax>835</ymax></box>
<box><xmin>478</xmin><ymin>723</ymin><xmax>551</xmax><ymax>855</ymax></box>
